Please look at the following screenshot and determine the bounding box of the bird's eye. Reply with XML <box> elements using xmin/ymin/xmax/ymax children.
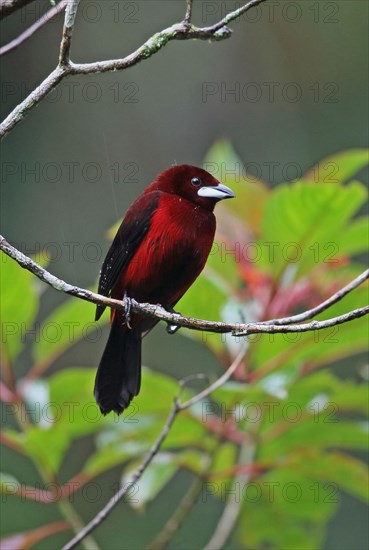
<box><xmin>191</xmin><ymin>177</ymin><xmax>201</xmax><ymax>187</ymax></box>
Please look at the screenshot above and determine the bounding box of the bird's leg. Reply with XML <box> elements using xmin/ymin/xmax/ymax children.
<box><xmin>123</xmin><ymin>291</ymin><xmax>132</xmax><ymax>329</ymax></box>
<box><xmin>166</xmin><ymin>307</ymin><xmax>181</xmax><ymax>334</ymax></box>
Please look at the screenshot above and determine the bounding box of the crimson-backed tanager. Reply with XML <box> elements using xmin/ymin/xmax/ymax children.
<box><xmin>94</xmin><ymin>165</ymin><xmax>234</xmax><ymax>415</ymax></box>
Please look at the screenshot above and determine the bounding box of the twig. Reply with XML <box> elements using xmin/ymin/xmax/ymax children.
<box><xmin>6</xmin><ymin>375</ymin><xmax>99</xmax><ymax>549</ymax></box>
<box><xmin>146</xmin><ymin>476</ymin><xmax>205</xmax><ymax>550</ymax></box>
<box><xmin>63</xmin><ymin>346</ymin><xmax>247</xmax><ymax>549</ymax></box>
<box><xmin>148</xmin><ymin>353</ymin><xmax>256</xmax><ymax>550</ymax></box>
<box><xmin>1</xmin><ymin>235</ymin><xmax>368</xmax><ymax>338</ymax></box>
<box><xmin>179</xmin><ymin>345</ymin><xmax>247</xmax><ymax>410</ymax></box>
<box><xmin>184</xmin><ymin>0</ymin><xmax>193</xmax><ymax>24</ymax></box>
<box><xmin>59</xmin><ymin>0</ymin><xmax>80</xmax><ymax>65</ymax></box>
<box><xmin>0</xmin><ymin>0</ymin><xmax>67</xmax><ymax>57</ymax></box>
<box><xmin>260</xmin><ymin>269</ymin><xmax>369</xmax><ymax>326</ymax></box>
<box><xmin>0</xmin><ymin>0</ymin><xmax>268</xmax><ymax>139</ymax></box>
<box><xmin>0</xmin><ymin>0</ymin><xmax>34</xmax><ymax>20</ymax></box>
<box><xmin>62</xmin><ymin>397</ymin><xmax>181</xmax><ymax>550</ymax></box>
<box><xmin>0</xmin><ymin>66</ymin><xmax>65</xmax><ymax>139</ymax></box>
<box><xmin>203</xmin><ymin>442</ymin><xmax>257</xmax><ymax>550</ymax></box>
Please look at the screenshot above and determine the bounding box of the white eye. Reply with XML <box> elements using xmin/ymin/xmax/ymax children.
<box><xmin>191</xmin><ymin>177</ymin><xmax>201</xmax><ymax>187</ymax></box>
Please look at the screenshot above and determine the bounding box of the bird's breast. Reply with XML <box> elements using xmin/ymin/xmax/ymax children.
<box><xmin>119</xmin><ymin>194</ymin><xmax>216</xmax><ymax>304</ymax></box>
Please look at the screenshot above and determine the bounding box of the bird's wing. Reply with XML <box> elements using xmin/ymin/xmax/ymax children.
<box><xmin>95</xmin><ymin>191</ymin><xmax>161</xmax><ymax>321</ymax></box>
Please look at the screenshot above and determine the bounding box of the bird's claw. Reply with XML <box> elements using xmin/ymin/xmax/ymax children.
<box><xmin>123</xmin><ymin>292</ymin><xmax>132</xmax><ymax>329</ymax></box>
<box><xmin>166</xmin><ymin>308</ymin><xmax>181</xmax><ymax>334</ymax></box>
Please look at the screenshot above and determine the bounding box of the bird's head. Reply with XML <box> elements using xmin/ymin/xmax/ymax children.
<box><xmin>151</xmin><ymin>165</ymin><xmax>235</xmax><ymax>211</ymax></box>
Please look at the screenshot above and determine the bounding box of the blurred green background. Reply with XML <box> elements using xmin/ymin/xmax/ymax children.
<box><xmin>1</xmin><ymin>1</ymin><xmax>368</xmax><ymax>548</ymax></box>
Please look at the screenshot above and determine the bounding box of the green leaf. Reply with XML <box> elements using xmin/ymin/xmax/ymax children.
<box><xmin>203</xmin><ymin>139</ymin><xmax>270</xmax><ymax>233</ymax></box>
<box><xmin>237</xmin><ymin>469</ymin><xmax>335</xmax><ymax>549</ymax></box>
<box><xmin>177</xmin><ymin>275</ymin><xmax>229</xmax><ymax>355</ymax></box>
<box><xmin>136</xmin><ymin>368</ymin><xmax>181</xmax><ymax>414</ymax></box>
<box><xmin>338</xmin><ymin>216</ymin><xmax>369</xmax><ymax>256</ymax></box>
<box><xmin>287</xmin><ymin>450</ymin><xmax>369</xmax><ymax>502</ymax></box>
<box><xmin>260</xmin><ymin>420</ymin><xmax>368</xmax><ymax>460</ymax></box>
<box><xmin>206</xmin><ymin>238</ymin><xmax>241</xmax><ymax>291</ymax></box>
<box><xmin>0</xmin><ymin>253</ymin><xmax>38</xmax><ymax>362</ymax></box>
<box><xmin>300</xmin><ymin>284</ymin><xmax>369</xmax><ymax>369</ymax></box>
<box><xmin>258</xmin><ymin>180</ymin><xmax>368</xmax><ymax>278</ymax></box>
<box><xmin>238</xmin><ymin>501</ymin><xmax>325</xmax><ymax>550</ymax></box>
<box><xmin>19</xmin><ymin>368</ymin><xmax>110</xmax><ymax>473</ymax></box>
<box><xmin>22</xmin><ymin>426</ymin><xmax>71</xmax><ymax>473</ymax></box>
<box><xmin>285</xmin><ymin>369</ymin><xmax>369</xmax><ymax>416</ymax></box>
<box><xmin>304</xmin><ymin>149</ymin><xmax>369</xmax><ymax>184</ymax></box>
<box><xmin>85</xmin><ymin>368</ymin><xmax>210</xmax><ymax>477</ymax></box>
<box><xmin>172</xmin><ymin>449</ymin><xmax>209</xmax><ymax>474</ymax></box>
<box><xmin>48</xmin><ymin>368</ymin><xmax>107</xmax><ymax>438</ymax></box>
<box><xmin>250</xmin><ymin>273</ymin><xmax>369</xmax><ymax>374</ymax></box>
<box><xmin>33</xmin><ymin>293</ymin><xmax>105</xmax><ymax>371</ymax></box>
<box><xmin>84</xmin><ymin>436</ymin><xmax>150</xmax><ymax>477</ymax></box>
<box><xmin>122</xmin><ymin>452</ymin><xmax>178</xmax><ymax>509</ymax></box>
<box><xmin>210</xmin><ymin>443</ymin><xmax>238</xmax><ymax>481</ymax></box>
<box><xmin>0</xmin><ymin>472</ymin><xmax>19</xmax><ymax>492</ymax></box>
<box><xmin>163</xmin><ymin>414</ymin><xmax>211</xmax><ymax>450</ymax></box>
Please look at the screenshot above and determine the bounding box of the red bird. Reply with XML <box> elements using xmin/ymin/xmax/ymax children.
<box><xmin>94</xmin><ymin>165</ymin><xmax>234</xmax><ymax>415</ymax></box>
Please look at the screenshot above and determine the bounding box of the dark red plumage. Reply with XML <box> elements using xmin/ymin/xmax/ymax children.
<box><xmin>94</xmin><ymin>165</ymin><xmax>234</xmax><ymax>415</ymax></box>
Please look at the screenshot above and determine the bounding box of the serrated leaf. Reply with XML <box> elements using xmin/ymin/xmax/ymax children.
<box><xmin>48</xmin><ymin>368</ymin><xmax>107</xmax><ymax>438</ymax></box>
<box><xmin>336</xmin><ymin>216</ymin><xmax>369</xmax><ymax>256</ymax></box>
<box><xmin>19</xmin><ymin>368</ymin><xmax>109</xmax><ymax>473</ymax></box>
<box><xmin>250</xmin><ymin>279</ymin><xmax>368</xmax><ymax>375</ymax></box>
<box><xmin>22</xmin><ymin>426</ymin><xmax>70</xmax><ymax>473</ymax></box>
<box><xmin>84</xmin><ymin>437</ymin><xmax>149</xmax><ymax>477</ymax></box>
<box><xmin>237</xmin><ymin>468</ymin><xmax>334</xmax><ymax>549</ymax></box>
<box><xmin>258</xmin><ymin>180</ymin><xmax>368</xmax><ymax>278</ymax></box>
<box><xmin>0</xmin><ymin>254</ymin><xmax>38</xmax><ymax>362</ymax></box>
<box><xmin>33</xmin><ymin>293</ymin><xmax>105</xmax><ymax>371</ymax></box>
<box><xmin>261</xmin><ymin>420</ymin><xmax>368</xmax><ymax>460</ymax></box>
<box><xmin>304</xmin><ymin>149</ymin><xmax>369</xmax><ymax>184</ymax></box>
<box><xmin>287</xmin><ymin>450</ymin><xmax>369</xmax><ymax>502</ymax></box>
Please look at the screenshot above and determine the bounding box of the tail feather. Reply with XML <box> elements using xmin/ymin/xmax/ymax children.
<box><xmin>94</xmin><ymin>321</ymin><xmax>141</xmax><ymax>415</ymax></box>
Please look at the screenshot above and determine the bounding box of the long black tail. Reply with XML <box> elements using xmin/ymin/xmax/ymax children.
<box><xmin>94</xmin><ymin>320</ymin><xmax>141</xmax><ymax>415</ymax></box>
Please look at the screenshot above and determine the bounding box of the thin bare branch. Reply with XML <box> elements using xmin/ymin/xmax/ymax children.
<box><xmin>146</xmin><ymin>479</ymin><xmax>202</xmax><ymax>550</ymax></box>
<box><xmin>203</xmin><ymin>0</ymin><xmax>266</xmax><ymax>32</ymax></box>
<box><xmin>0</xmin><ymin>66</ymin><xmax>65</xmax><ymax>139</ymax></box>
<box><xmin>203</xmin><ymin>442</ymin><xmax>257</xmax><ymax>550</ymax></box>
<box><xmin>179</xmin><ymin>345</ymin><xmax>247</xmax><ymax>410</ymax></box>
<box><xmin>0</xmin><ymin>0</ymin><xmax>268</xmax><ymax>139</ymax></box>
<box><xmin>62</xmin><ymin>396</ymin><xmax>181</xmax><ymax>550</ymax></box>
<box><xmin>59</xmin><ymin>0</ymin><xmax>80</xmax><ymax>65</ymax></box>
<box><xmin>2</xmin><ymin>229</ymin><xmax>367</xmax><ymax>547</ymax></box>
<box><xmin>184</xmin><ymin>0</ymin><xmax>193</xmax><ymax>24</ymax></box>
<box><xmin>1</xmin><ymin>235</ymin><xmax>368</xmax><ymax>338</ymax></box>
<box><xmin>63</xmin><ymin>345</ymin><xmax>247</xmax><ymax>549</ymax></box>
<box><xmin>260</xmin><ymin>269</ymin><xmax>369</xmax><ymax>326</ymax></box>
<box><xmin>0</xmin><ymin>0</ymin><xmax>67</xmax><ymax>57</ymax></box>
<box><xmin>0</xmin><ymin>0</ymin><xmax>34</xmax><ymax>20</ymax></box>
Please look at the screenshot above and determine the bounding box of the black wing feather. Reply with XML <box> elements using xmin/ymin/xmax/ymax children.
<box><xmin>95</xmin><ymin>191</ymin><xmax>160</xmax><ymax>321</ymax></box>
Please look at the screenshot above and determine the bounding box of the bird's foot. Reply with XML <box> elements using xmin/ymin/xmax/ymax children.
<box><xmin>166</xmin><ymin>307</ymin><xmax>181</xmax><ymax>334</ymax></box>
<box><xmin>123</xmin><ymin>292</ymin><xmax>132</xmax><ymax>329</ymax></box>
